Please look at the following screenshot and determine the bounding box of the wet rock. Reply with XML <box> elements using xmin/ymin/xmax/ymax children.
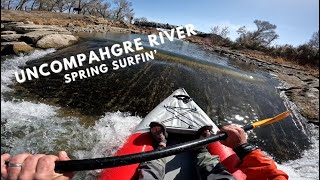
<box><xmin>1</xmin><ymin>42</ymin><xmax>33</xmax><ymax>55</ymax></box>
<box><xmin>21</xmin><ymin>30</ymin><xmax>57</xmax><ymax>44</ymax></box>
<box><xmin>36</xmin><ymin>34</ymin><xmax>78</xmax><ymax>49</ymax></box>
<box><xmin>1</xmin><ymin>34</ymin><xmax>22</xmax><ymax>42</ymax></box>
<box><xmin>1</xmin><ymin>30</ymin><xmax>17</xmax><ymax>35</ymax></box>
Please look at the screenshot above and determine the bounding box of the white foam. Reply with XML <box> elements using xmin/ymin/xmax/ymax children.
<box><xmin>1</xmin><ymin>100</ymin><xmax>76</xmax><ymax>154</ymax></box>
<box><xmin>1</xmin><ymin>99</ymin><xmax>141</xmax><ymax>179</ymax></box>
<box><xmin>1</xmin><ymin>49</ymin><xmax>56</xmax><ymax>94</ymax></box>
<box><xmin>277</xmin><ymin>124</ymin><xmax>319</xmax><ymax>180</ymax></box>
<box><xmin>1</xmin><ymin>49</ymin><xmax>142</xmax><ymax>180</ymax></box>
<box><xmin>73</xmin><ymin>112</ymin><xmax>142</xmax><ymax>179</ymax></box>
<box><xmin>274</xmin><ymin>82</ymin><xmax>319</xmax><ymax>179</ymax></box>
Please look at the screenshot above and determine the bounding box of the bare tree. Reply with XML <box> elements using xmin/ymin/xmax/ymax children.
<box><xmin>309</xmin><ymin>31</ymin><xmax>319</xmax><ymax>49</ymax></box>
<box><xmin>209</xmin><ymin>25</ymin><xmax>230</xmax><ymax>45</ymax></box>
<box><xmin>236</xmin><ymin>20</ymin><xmax>279</xmax><ymax>48</ymax></box>
<box><xmin>211</xmin><ymin>26</ymin><xmax>220</xmax><ymax>35</ymax></box>
<box><xmin>30</xmin><ymin>0</ymin><xmax>37</xmax><ymax>10</ymax></box>
<box><xmin>1</xmin><ymin>0</ymin><xmax>13</xmax><ymax>9</ymax></box>
<box><xmin>15</xmin><ymin>0</ymin><xmax>30</xmax><ymax>10</ymax></box>
<box><xmin>236</xmin><ymin>26</ymin><xmax>247</xmax><ymax>35</ymax></box>
<box><xmin>65</xmin><ymin>0</ymin><xmax>77</xmax><ymax>13</ymax></box>
<box><xmin>96</xmin><ymin>1</ymin><xmax>111</xmax><ymax>18</ymax></box>
<box><xmin>3</xmin><ymin>0</ymin><xmax>130</xmax><ymax>21</ymax></box>
<box><xmin>251</xmin><ymin>20</ymin><xmax>277</xmax><ymax>40</ymax></box>
<box><xmin>210</xmin><ymin>26</ymin><xmax>229</xmax><ymax>38</ymax></box>
<box><xmin>112</xmin><ymin>0</ymin><xmax>134</xmax><ymax>21</ymax></box>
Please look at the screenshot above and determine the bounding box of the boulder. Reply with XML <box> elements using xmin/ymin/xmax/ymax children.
<box><xmin>36</xmin><ymin>34</ymin><xmax>78</xmax><ymax>49</ymax></box>
<box><xmin>1</xmin><ymin>42</ymin><xmax>33</xmax><ymax>55</ymax></box>
<box><xmin>21</xmin><ymin>30</ymin><xmax>57</xmax><ymax>44</ymax></box>
<box><xmin>1</xmin><ymin>31</ymin><xmax>17</xmax><ymax>35</ymax></box>
<box><xmin>13</xmin><ymin>42</ymin><xmax>33</xmax><ymax>54</ymax></box>
<box><xmin>1</xmin><ymin>34</ymin><xmax>22</xmax><ymax>42</ymax></box>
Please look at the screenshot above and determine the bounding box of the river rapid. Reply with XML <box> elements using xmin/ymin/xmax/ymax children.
<box><xmin>1</xmin><ymin>32</ymin><xmax>319</xmax><ymax>179</ymax></box>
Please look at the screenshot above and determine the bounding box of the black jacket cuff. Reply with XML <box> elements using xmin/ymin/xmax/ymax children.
<box><xmin>233</xmin><ymin>143</ymin><xmax>257</xmax><ymax>160</ymax></box>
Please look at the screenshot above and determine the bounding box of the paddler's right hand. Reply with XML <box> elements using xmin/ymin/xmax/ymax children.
<box><xmin>1</xmin><ymin>151</ymin><xmax>73</xmax><ymax>180</ymax></box>
<box><xmin>218</xmin><ymin>125</ymin><xmax>247</xmax><ymax>149</ymax></box>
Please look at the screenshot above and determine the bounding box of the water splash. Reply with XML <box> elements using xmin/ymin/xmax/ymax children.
<box><xmin>0</xmin><ymin>48</ymin><xmax>142</xmax><ymax>180</ymax></box>
<box><xmin>277</xmin><ymin>124</ymin><xmax>319</xmax><ymax>179</ymax></box>
<box><xmin>73</xmin><ymin>112</ymin><xmax>141</xmax><ymax>179</ymax></box>
<box><xmin>1</xmin><ymin>49</ymin><xmax>56</xmax><ymax>94</ymax></box>
<box><xmin>274</xmin><ymin>80</ymin><xmax>319</xmax><ymax>179</ymax></box>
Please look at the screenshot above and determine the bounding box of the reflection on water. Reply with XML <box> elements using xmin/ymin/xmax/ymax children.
<box><xmin>1</xmin><ymin>32</ymin><xmax>316</xmax><ymax>179</ymax></box>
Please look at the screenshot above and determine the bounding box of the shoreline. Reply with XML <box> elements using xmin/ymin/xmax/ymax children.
<box><xmin>1</xmin><ymin>10</ymin><xmax>318</xmax><ymax>125</ymax></box>
<box><xmin>185</xmin><ymin>37</ymin><xmax>319</xmax><ymax>125</ymax></box>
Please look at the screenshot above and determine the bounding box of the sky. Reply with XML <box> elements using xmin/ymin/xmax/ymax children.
<box><xmin>132</xmin><ymin>0</ymin><xmax>319</xmax><ymax>46</ymax></box>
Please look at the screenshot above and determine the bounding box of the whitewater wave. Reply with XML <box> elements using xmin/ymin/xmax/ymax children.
<box><xmin>277</xmin><ymin>123</ymin><xmax>319</xmax><ymax>179</ymax></box>
<box><xmin>1</xmin><ymin>50</ymin><xmax>319</xmax><ymax>180</ymax></box>
<box><xmin>1</xmin><ymin>50</ymin><xmax>142</xmax><ymax>179</ymax></box>
<box><xmin>273</xmin><ymin>79</ymin><xmax>319</xmax><ymax>179</ymax></box>
<box><xmin>1</xmin><ymin>49</ymin><xmax>56</xmax><ymax>94</ymax></box>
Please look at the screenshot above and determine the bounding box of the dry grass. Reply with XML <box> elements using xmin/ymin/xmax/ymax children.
<box><xmin>1</xmin><ymin>10</ymin><xmax>102</xmax><ymax>27</ymax></box>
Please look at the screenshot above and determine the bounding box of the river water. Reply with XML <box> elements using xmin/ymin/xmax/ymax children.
<box><xmin>1</xmin><ymin>32</ymin><xmax>318</xmax><ymax>179</ymax></box>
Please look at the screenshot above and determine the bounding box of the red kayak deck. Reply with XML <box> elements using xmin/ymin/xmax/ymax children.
<box><xmin>99</xmin><ymin>132</ymin><xmax>246</xmax><ymax>180</ymax></box>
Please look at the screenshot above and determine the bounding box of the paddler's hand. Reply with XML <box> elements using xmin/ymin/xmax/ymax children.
<box><xmin>218</xmin><ymin>125</ymin><xmax>247</xmax><ymax>149</ymax></box>
<box><xmin>1</xmin><ymin>151</ymin><xmax>73</xmax><ymax>180</ymax></box>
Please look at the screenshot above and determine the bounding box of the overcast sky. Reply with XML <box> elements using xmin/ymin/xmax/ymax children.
<box><xmin>132</xmin><ymin>0</ymin><xmax>319</xmax><ymax>46</ymax></box>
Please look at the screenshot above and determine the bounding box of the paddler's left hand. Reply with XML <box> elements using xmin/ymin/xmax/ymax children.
<box><xmin>1</xmin><ymin>151</ymin><xmax>73</xmax><ymax>180</ymax></box>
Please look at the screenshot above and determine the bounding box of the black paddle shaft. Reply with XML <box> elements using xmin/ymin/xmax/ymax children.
<box><xmin>54</xmin><ymin>133</ymin><xmax>228</xmax><ymax>172</ymax></box>
<box><xmin>4</xmin><ymin>125</ymin><xmax>254</xmax><ymax>172</ymax></box>
<box><xmin>54</xmin><ymin>124</ymin><xmax>254</xmax><ymax>172</ymax></box>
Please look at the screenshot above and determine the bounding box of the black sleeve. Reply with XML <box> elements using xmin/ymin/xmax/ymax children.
<box><xmin>233</xmin><ymin>143</ymin><xmax>257</xmax><ymax>160</ymax></box>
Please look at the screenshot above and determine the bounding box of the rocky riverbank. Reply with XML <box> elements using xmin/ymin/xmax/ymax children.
<box><xmin>187</xmin><ymin>40</ymin><xmax>319</xmax><ymax>125</ymax></box>
<box><xmin>0</xmin><ymin>10</ymin><xmax>157</xmax><ymax>56</ymax></box>
<box><xmin>1</xmin><ymin>21</ymin><xmax>78</xmax><ymax>55</ymax></box>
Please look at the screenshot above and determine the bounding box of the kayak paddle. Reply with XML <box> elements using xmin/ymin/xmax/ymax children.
<box><xmin>51</xmin><ymin>111</ymin><xmax>290</xmax><ymax>172</ymax></box>
<box><xmin>4</xmin><ymin>111</ymin><xmax>290</xmax><ymax>172</ymax></box>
